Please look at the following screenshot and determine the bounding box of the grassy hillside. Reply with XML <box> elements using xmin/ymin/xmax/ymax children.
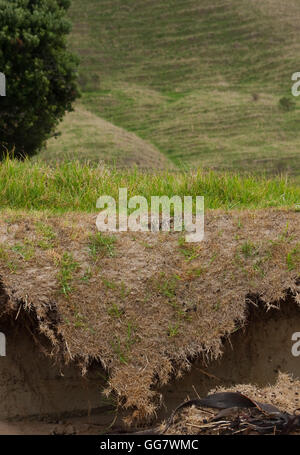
<box><xmin>44</xmin><ymin>0</ymin><xmax>300</xmax><ymax>176</ymax></box>
<box><xmin>37</xmin><ymin>106</ymin><xmax>172</xmax><ymax>169</ymax></box>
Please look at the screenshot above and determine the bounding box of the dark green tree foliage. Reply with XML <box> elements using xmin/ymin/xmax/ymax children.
<box><xmin>0</xmin><ymin>0</ymin><xmax>79</xmax><ymax>158</ymax></box>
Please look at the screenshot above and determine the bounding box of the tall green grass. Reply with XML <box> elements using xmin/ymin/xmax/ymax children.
<box><xmin>0</xmin><ymin>158</ymin><xmax>299</xmax><ymax>213</ymax></box>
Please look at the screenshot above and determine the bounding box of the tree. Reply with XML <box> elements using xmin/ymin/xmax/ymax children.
<box><xmin>0</xmin><ymin>0</ymin><xmax>79</xmax><ymax>159</ymax></box>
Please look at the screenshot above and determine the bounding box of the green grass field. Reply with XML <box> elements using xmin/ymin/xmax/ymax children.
<box><xmin>37</xmin><ymin>0</ymin><xmax>300</xmax><ymax>177</ymax></box>
<box><xmin>1</xmin><ymin>158</ymin><xmax>299</xmax><ymax>212</ymax></box>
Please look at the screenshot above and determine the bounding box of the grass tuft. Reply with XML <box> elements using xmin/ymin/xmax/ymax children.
<box><xmin>56</xmin><ymin>252</ymin><xmax>79</xmax><ymax>296</ymax></box>
<box><xmin>89</xmin><ymin>232</ymin><xmax>116</xmax><ymax>259</ymax></box>
<box><xmin>0</xmin><ymin>158</ymin><xmax>299</xmax><ymax>213</ymax></box>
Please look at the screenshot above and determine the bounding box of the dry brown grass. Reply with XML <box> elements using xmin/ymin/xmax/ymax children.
<box><xmin>164</xmin><ymin>372</ymin><xmax>300</xmax><ymax>434</ymax></box>
<box><xmin>0</xmin><ymin>208</ymin><xmax>299</xmax><ymax>422</ymax></box>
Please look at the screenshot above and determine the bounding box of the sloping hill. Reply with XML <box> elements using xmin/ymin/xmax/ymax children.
<box><xmin>37</xmin><ymin>106</ymin><xmax>172</xmax><ymax>169</ymax></box>
<box><xmin>55</xmin><ymin>0</ymin><xmax>300</xmax><ymax>175</ymax></box>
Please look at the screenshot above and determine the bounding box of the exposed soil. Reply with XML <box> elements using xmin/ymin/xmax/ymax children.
<box><xmin>160</xmin><ymin>298</ymin><xmax>300</xmax><ymax>416</ymax></box>
<box><xmin>0</xmin><ymin>313</ymin><xmax>118</xmax><ymax>434</ymax></box>
<box><xmin>0</xmin><ymin>209</ymin><xmax>299</xmax><ymax>422</ymax></box>
<box><xmin>0</xmin><ymin>298</ymin><xmax>299</xmax><ymax>434</ymax></box>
